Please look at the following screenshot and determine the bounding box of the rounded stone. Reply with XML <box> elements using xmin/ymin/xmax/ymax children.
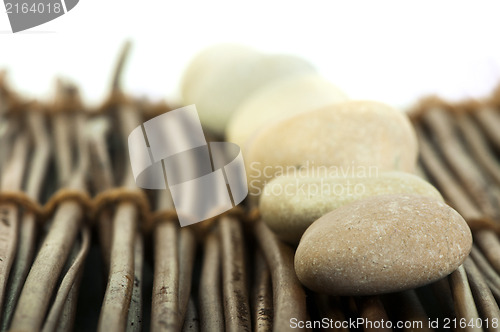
<box><xmin>226</xmin><ymin>73</ymin><xmax>348</xmax><ymax>149</ymax></box>
<box><xmin>294</xmin><ymin>194</ymin><xmax>472</xmax><ymax>296</ymax></box>
<box><xmin>260</xmin><ymin>171</ymin><xmax>443</xmax><ymax>244</ymax></box>
<box><xmin>245</xmin><ymin>100</ymin><xmax>418</xmax><ymax>196</ymax></box>
<box><xmin>181</xmin><ymin>44</ymin><xmax>315</xmax><ymax>135</ymax></box>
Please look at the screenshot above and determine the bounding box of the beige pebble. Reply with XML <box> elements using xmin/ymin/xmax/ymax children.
<box><xmin>294</xmin><ymin>194</ymin><xmax>472</xmax><ymax>296</ymax></box>
<box><xmin>226</xmin><ymin>73</ymin><xmax>348</xmax><ymax>149</ymax></box>
<box><xmin>260</xmin><ymin>171</ymin><xmax>443</xmax><ymax>244</ymax></box>
<box><xmin>181</xmin><ymin>44</ymin><xmax>315</xmax><ymax>135</ymax></box>
<box><xmin>245</xmin><ymin>100</ymin><xmax>418</xmax><ymax>195</ymax></box>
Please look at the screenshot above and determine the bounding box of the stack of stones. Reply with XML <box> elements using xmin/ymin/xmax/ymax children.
<box><xmin>182</xmin><ymin>44</ymin><xmax>472</xmax><ymax>296</ymax></box>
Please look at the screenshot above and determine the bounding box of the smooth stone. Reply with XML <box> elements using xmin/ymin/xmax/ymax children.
<box><xmin>294</xmin><ymin>194</ymin><xmax>472</xmax><ymax>296</ymax></box>
<box><xmin>245</xmin><ymin>100</ymin><xmax>418</xmax><ymax>196</ymax></box>
<box><xmin>181</xmin><ymin>44</ymin><xmax>315</xmax><ymax>135</ymax></box>
<box><xmin>260</xmin><ymin>171</ymin><xmax>443</xmax><ymax>244</ymax></box>
<box><xmin>226</xmin><ymin>73</ymin><xmax>348</xmax><ymax>149</ymax></box>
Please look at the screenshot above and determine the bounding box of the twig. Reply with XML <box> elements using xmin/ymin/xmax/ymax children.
<box><xmin>182</xmin><ymin>297</ymin><xmax>200</xmax><ymax>332</ymax></box>
<box><xmin>42</xmin><ymin>226</ymin><xmax>91</xmax><ymax>332</ymax></box>
<box><xmin>10</xmin><ymin>106</ymin><xmax>87</xmax><ymax>330</ymax></box>
<box><xmin>55</xmin><ymin>268</ymin><xmax>84</xmax><ymax>332</ymax></box>
<box><xmin>98</xmin><ymin>101</ymin><xmax>143</xmax><ymax>331</ymax></box>
<box><xmin>126</xmin><ymin>234</ymin><xmax>144</xmax><ymax>332</ymax></box>
<box><xmin>421</xmin><ymin>109</ymin><xmax>495</xmax><ymax>216</ymax></box>
<box><xmin>0</xmin><ymin>134</ymin><xmax>28</xmax><ymax>322</ymax></box>
<box><xmin>254</xmin><ymin>219</ymin><xmax>308</xmax><ymax>332</ymax></box>
<box><xmin>463</xmin><ymin>257</ymin><xmax>500</xmax><ymax>332</ymax></box>
<box><xmin>456</xmin><ymin>112</ymin><xmax>500</xmax><ymax>185</ymax></box>
<box><xmin>199</xmin><ymin>231</ymin><xmax>224</xmax><ymax>332</ymax></box>
<box><xmin>178</xmin><ymin>227</ymin><xmax>196</xmax><ymax>324</ymax></box>
<box><xmin>98</xmin><ymin>201</ymin><xmax>138</xmax><ymax>331</ymax></box>
<box><xmin>111</xmin><ymin>41</ymin><xmax>132</xmax><ymax>94</ymax></box>
<box><xmin>474</xmin><ymin>107</ymin><xmax>500</xmax><ymax>151</ymax></box>
<box><xmin>87</xmin><ymin>117</ymin><xmax>114</xmax><ymax>276</ymax></box>
<box><xmin>449</xmin><ymin>265</ymin><xmax>481</xmax><ymax>332</ymax></box>
<box><xmin>151</xmin><ymin>192</ymin><xmax>180</xmax><ymax>331</ymax></box>
<box><xmin>469</xmin><ymin>246</ymin><xmax>500</xmax><ymax>294</ymax></box>
<box><xmin>220</xmin><ymin>216</ymin><xmax>251</xmax><ymax>332</ymax></box>
<box><xmin>1</xmin><ymin>111</ymin><xmax>51</xmax><ymax>330</ymax></box>
<box><xmin>252</xmin><ymin>249</ymin><xmax>273</xmax><ymax>332</ymax></box>
<box><xmin>416</xmin><ymin>127</ymin><xmax>482</xmax><ymax>220</ymax></box>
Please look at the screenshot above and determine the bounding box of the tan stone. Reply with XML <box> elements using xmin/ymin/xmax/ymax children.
<box><xmin>181</xmin><ymin>44</ymin><xmax>315</xmax><ymax>135</ymax></box>
<box><xmin>226</xmin><ymin>73</ymin><xmax>348</xmax><ymax>149</ymax></box>
<box><xmin>245</xmin><ymin>101</ymin><xmax>418</xmax><ymax>195</ymax></box>
<box><xmin>260</xmin><ymin>171</ymin><xmax>443</xmax><ymax>244</ymax></box>
<box><xmin>294</xmin><ymin>194</ymin><xmax>472</xmax><ymax>296</ymax></box>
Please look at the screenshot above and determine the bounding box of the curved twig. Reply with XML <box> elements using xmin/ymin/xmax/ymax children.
<box><xmin>449</xmin><ymin>265</ymin><xmax>481</xmax><ymax>332</ymax></box>
<box><xmin>254</xmin><ymin>219</ymin><xmax>308</xmax><ymax>332</ymax></box>
<box><xmin>42</xmin><ymin>226</ymin><xmax>91</xmax><ymax>332</ymax></box>
<box><xmin>199</xmin><ymin>231</ymin><xmax>224</xmax><ymax>332</ymax></box>
<box><xmin>220</xmin><ymin>216</ymin><xmax>251</xmax><ymax>332</ymax></box>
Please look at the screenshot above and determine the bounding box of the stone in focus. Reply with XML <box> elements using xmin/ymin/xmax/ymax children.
<box><xmin>294</xmin><ymin>194</ymin><xmax>472</xmax><ymax>295</ymax></box>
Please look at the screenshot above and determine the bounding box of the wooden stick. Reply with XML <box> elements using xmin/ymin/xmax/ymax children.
<box><xmin>178</xmin><ymin>227</ymin><xmax>196</xmax><ymax>324</ymax></box>
<box><xmin>55</xmin><ymin>268</ymin><xmax>84</xmax><ymax>332</ymax></box>
<box><xmin>463</xmin><ymin>257</ymin><xmax>500</xmax><ymax>332</ymax></box>
<box><xmin>0</xmin><ymin>134</ymin><xmax>29</xmax><ymax>322</ymax></box>
<box><xmin>42</xmin><ymin>226</ymin><xmax>91</xmax><ymax>332</ymax></box>
<box><xmin>126</xmin><ymin>234</ymin><xmax>144</xmax><ymax>332</ymax></box>
<box><xmin>87</xmin><ymin>117</ymin><xmax>114</xmax><ymax>273</ymax></box>
<box><xmin>10</xmin><ymin>198</ymin><xmax>85</xmax><ymax>330</ymax></box>
<box><xmin>252</xmin><ymin>249</ymin><xmax>273</xmax><ymax>332</ymax></box>
<box><xmin>354</xmin><ymin>296</ymin><xmax>391</xmax><ymax>332</ymax></box>
<box><xmin>254</xmin><ymin>219</ymin><xmax>308</xmax><ymax>332</ymax></box>
<box><xmin>1</xmin><ymin>111</ymin><xmax>51</xmax><ymax>330</ymax></box>
<box><xmin>98</xmin><ymin>201</ymin><xmax>138</xmax><ymax>331</ymax></box>
<box><xmin>182</xmin><ymin>296</ymin><xmax>200</xmax><ymax>332</ymax></box>
<box><xmin>151</xmin><ymin>193</ymin><xmax>180</xmax><ymax>331</ymax></box>
<box><xmin>199</xmin><ymin>231</ymin><xmax>224</xmax><ymax>332</ymax></box>
<box><xmin>474</xmin><ymin>230</ymin><xmax>500</xmax><ymax>275</ymax></box>
<box><xmin>421</xmin><ymin>109</ymin><xmax>495</xmax><ymax>216</ymax></box>
<box><xmin>10</xmin><ymin>96</ymin><xmax>87</xmax><ymax>331</ymax></box>
<box><xmin>220</xmin><ymin>216</ymin><xmax>251</xmax><ymax>332</ymax></box>
<box><xmin>474</xmin><ymin>107</ymin><xmax>500</xmax><ymax>151</ymax></box>
<box><xmin>151</xmin><ymin>219</ymin><xmax>180</xmax><ymax>330</ymax></box>
<box><xmin>456</xmin><ymin>112</ymin><xmax>500</xmax><ymax>185</ymax></box>
<box><xmin>469</xmin><ymin>246</ymin><xmax>500</xmax><ymax>292</ymax></box>
<box><xmin>98</xmin><ymin>102</ymin><xmax>144</xmax><ymax>332</ymax></box>
<box><xmin>416</xmin><ymin>126</ymin><xmax>483</xmax><ymax>220</ymax></box>
<box><xmin>449</xmin><ymin>265</ymin><xmax>481</xmax><ymax>332</ymax></box>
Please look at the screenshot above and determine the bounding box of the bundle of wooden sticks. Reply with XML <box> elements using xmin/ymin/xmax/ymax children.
<box><xmin>1</xmin><ymin>44</ymin><xmax>500</xmax><ymax>332</ymax></box>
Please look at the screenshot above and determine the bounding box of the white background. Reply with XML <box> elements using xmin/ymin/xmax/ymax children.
<box><xmin>1</xmin><ymin>1</ymin><xmax>500</xmax><ymax>110</ymax></box>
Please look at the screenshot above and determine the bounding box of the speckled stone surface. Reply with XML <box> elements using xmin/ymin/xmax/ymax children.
<box><xmin>260</xmin><ymin>171</ymin><xmax>443</xmax><ymax>244</ymax></box>
<box><xmin>294</xmin><ymin>194</ymin><xmax>472</xmax><ymax>296</ymax></box>
<box><xmin>245</xmin><ymin>101</ymin><xmax>418</xmax><ymax>196</ymax></box>
<box><xmin>181</xmin><ymin>44</ymin><xmax>315</xmax><ymax>135</ymax></box>
<box><xmin>226</xmin><ymin>73</ymin><xmax>348</xmax><ymax>149</ymax></box>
